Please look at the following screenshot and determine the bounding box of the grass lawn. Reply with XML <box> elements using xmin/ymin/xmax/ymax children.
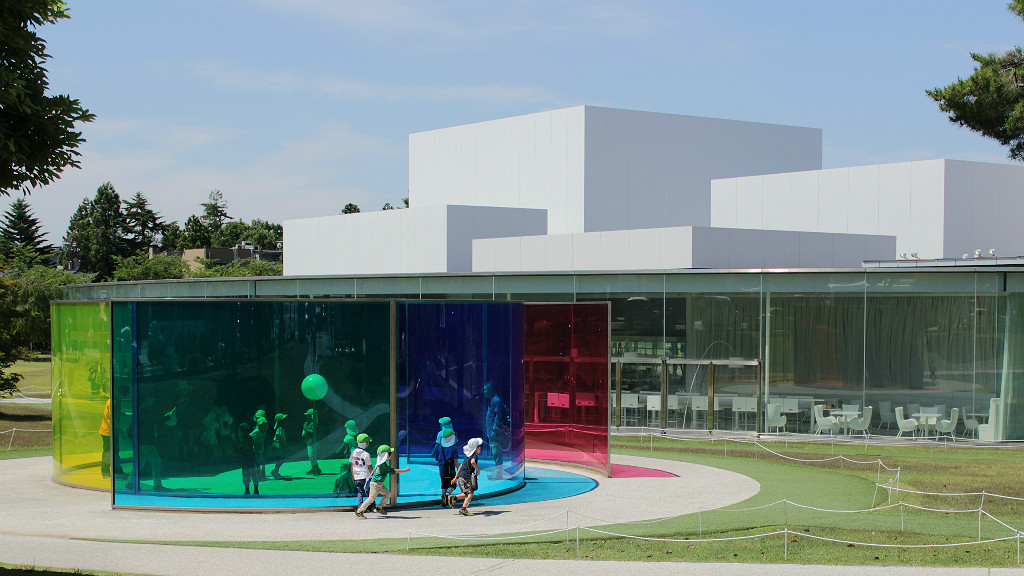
<box><xmin>128</xmin><ymin>436</ymin><xmax>1024</xmax><ymax>567</ymax></box>
<box><xmin>1</xmin><ymin>359</ymin><xmax>52</xmax><ymax>454</ymax></box>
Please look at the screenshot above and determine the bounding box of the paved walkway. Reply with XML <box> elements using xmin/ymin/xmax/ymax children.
<box><xmin>0</xmin><ymin>455</ymin><xmax>1018</xmax><ymax>575</ymax></box>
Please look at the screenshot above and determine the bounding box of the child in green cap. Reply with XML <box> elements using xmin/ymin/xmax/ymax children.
<box><xmin>350</xmin><ymin>433</ymin><xmax>373</xmax><ymax>506</ymax></box>
<box><xmin>354</xmin><ymin>445</ymin><xmax>410</xmax><ymax>518</ymax></box>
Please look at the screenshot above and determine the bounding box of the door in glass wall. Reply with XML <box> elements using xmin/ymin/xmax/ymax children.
<box><xmin>614</xmin><ymin>360</ymin><xmax>661</xmax><ymax>427</ymax></box>
<box><xmin>712</xmin><ymin>363</ymin><xmax>760</xmax><ymax>432</ymax></box>
<box><xmin>667</xmin><ymin>362</ymin><xmax>710</xmax><ymax>430</ymax></box>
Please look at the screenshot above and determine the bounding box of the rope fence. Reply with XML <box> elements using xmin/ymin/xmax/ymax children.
<box><xmin>400</xmin><ymin>431</ymin><xmax>1024</xmax><ymax>562</ymax></box>
<box><xmin>0</xmin><ymin>427</ymin><xmax>51</xmax><ymax>450</ymax></box>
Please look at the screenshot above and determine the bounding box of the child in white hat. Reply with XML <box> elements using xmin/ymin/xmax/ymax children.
<box><xmin>449</xmin><ymin>437</ymin><xmax>482</xmax><ymax>516</ymax></box>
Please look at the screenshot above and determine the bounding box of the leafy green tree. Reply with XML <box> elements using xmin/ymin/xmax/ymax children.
<box><xmin>9</xmin><ymin>265</ymin><xmax>86</xmax><ymax>351</ymax></box>
<box><xmin>243</xmin><ymin>219</ymin><xmax>283</xmax><ymax>250</ymax></box>
<box><xmin>61</xmin><ymin>182</ymin><xmax>128</xmax><ymax>281</ymax></box>
<box><xmin>0</xmin><ymin>278</ymin><xmax>29</xmax><ymax>396</ymax></box>
<box><xmin>180</xmin><ymin>214</ymin><xmax>211</xmax><ymax>249</ymax></box>
<box><xmin>402</xmin><ymin>196</ymin><xmax>409</xmax><ymax>208</ymax></box>
<box><xmin>200</xmin><ymin>189</ymin><xmax>231</xmax><ymax>231</ymax></box>
<box><xmin>211</xmin><ymin>220</ymin><xmax>249</xmax><ymax>249</ymax></box>
<box><xmin>0</xmin><ymin>198</ymin><xmax>51</xmax><ymax>263</ymax></box>
<box><xmin>160</xmin><ymin>221</ymin><xmax>182</xmax><ymax>252</ymax></box>
<box><xmin>0</xmin><ymin>1</ymin><xmax>94</xmax><ymax>195</ymax></box>
<box><xmin>122</xmin><ymin>192</ymin><xmax>166</xmax><ymax>254</ymax></box>
<box><xmin>190</xmin><ymin>257</ymin><xmax>283</xmax><ymax>278</ymax></box>
<box><xmin>928</xmin><ymin>1</ymin><xmax>1024</xmax><ymax>159</ymax></box>
<box><xmin>342</xmin><ymin>203</ymin><xmax>360</xmax><ymax>214</ymax></box>
<box><xmin>113</xmin><ymin>253</ymin><xmax>188</xmax><ymax>281</ymax></box>
<box><xmin>382</xmin><ymin>202</ymin><xmax>394</xmax><ymax>210</ymax></box>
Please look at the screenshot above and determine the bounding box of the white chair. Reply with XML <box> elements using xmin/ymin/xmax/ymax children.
<box><xmin>935</xmin><ymin>408</ymin><xmax>958</xmax><ymax>440</ymax></box>
<box><xmin>666</xmin><ymin>395</ymin><xmax>680</xmax><ymax>428</ymax></box>
<box><xmin>765</xmin><ymin>403</ymin><xmax>787</xmax><ymax>434</ymax></box>
<box><xmin>691</xmin><ymin>396</ymin><xmax>708</xmax><ymax>429</ymax></box>
<box><xmin>620</xmin><ymin>394</ymin><xmax>641</xmax><ymax>426</ymax></box>
<box><xmin>878</xmin><ymin>401</ymin><xmax>895</xmax><ymax>432</ymax></box>
<box><xmin>847</xmin><ymin>406</ymin><xmax>873</xmax><ymax>437</ymax></box>
<box><xmin>895</xmin><ymin>406</ymin><xmax>918</xmax><ymax>438</ymax></box>
<box><xmin>842</xmin><ymin>404</ymin><xmax>860</xmax><ymax>414</ymax></box>
<box><xmin>813</xmin><ymin>404</ymin><xmax>838</xmax><ymax>435</ymax></box>
<box><xmin>978</xmin><ymin>398</ymin><xmax>1002</xmax><ymax>442</ymax></box>
<box><xmin>646</xmin><ymin>394</ymin><xmax>662</xmax><ymax>427</ymax></box>
<box><xmin>961</xmin><ymin>406</ymin><xmax>979</xmax><ymax>439</ymax></box>
<box><xmin>781</xmin><ymin>398</ymin><xmax>801</xmax><ymax>432</ymax></box>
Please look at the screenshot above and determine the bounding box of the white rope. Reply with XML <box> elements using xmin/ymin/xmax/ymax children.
<box><xmin>407</xmin><ymin>527</ymin><xmax>569</xmax><ymax>542</ymax></box>
<box><xmin>885</xmin><ymin>485</ymin><xmax>1024</xmax><ymax>502</ymax></box>
<box><xmin>981</xmin><ymin>509</ymin><xmax>1024</xmax><ymax>534</ymax></box>
<box><xmin>582</xmin><ymin>526</ymin><xmax>786</xmax><ymax>543</ymax></box>
<box><xmin>796</xmin><ymin>531</ymin><xmax>1020</xmax><ymax>549</ymax></box>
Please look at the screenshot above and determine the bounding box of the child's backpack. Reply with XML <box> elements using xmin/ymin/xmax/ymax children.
<box><xmin>442</xmin><ymin>455</ymin><xmax>457</xmax><ymax>478</ymax></box>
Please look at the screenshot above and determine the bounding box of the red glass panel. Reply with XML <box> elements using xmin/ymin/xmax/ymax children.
<box><xmin>524</xmin><ymin>303</ymin><xmax>609</xmax><ymax>474</ymax></box>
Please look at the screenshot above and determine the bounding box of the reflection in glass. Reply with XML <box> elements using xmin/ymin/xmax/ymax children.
<box><xmin>51</xmin><ymin>302</ymin><xmax>111</xmax><ymax>489</ymax></box>
<box><xmin>524</xmin><ymin>303</ymin><xmax>609</xmax><ymax>475</ymax></box>
<box><xmin>397</xmin><ymin>302</ymin><xmax>526</xmax><ymax>500</ymax></box>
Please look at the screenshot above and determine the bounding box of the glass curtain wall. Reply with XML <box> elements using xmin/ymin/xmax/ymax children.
<box><xmin>396</xmin><ymin>301</ymin><xmax>526</xmax><ymax>499</ymax></box>
<box><xmin>110</xmin><ymin>300</ymin><xmax>392</xmax><ymax>507</ymax></box>
<box><xmin>51</xmin><ymin>302</ymin><xmax>111</xmax><ymax>488</ymax></box>
<box><xmin>524</xmin><ymin>303</ymin><xmax>610</xmax><ymax>475</ymax></box>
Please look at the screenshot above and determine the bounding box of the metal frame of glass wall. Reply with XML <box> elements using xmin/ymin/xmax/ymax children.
<box><xmin>63</xmin><ymin>268</ymin><xmax>1024</xmax><ymax>440</ymax></box>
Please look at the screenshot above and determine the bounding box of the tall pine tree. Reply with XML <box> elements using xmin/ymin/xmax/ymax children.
<box><xmin>0</xmin><ymin>198</ymin><xmax>51</xmax><ymax>264</ymax></box>
<box><xmin>122</xmin><ymin>191</ymin><xmax>166</xmax><ymax>254</ymax></box>
<box><xmin>61</xmin><ymin>182</ymin><xmax>128</xmax><ymax>280</ymax></box>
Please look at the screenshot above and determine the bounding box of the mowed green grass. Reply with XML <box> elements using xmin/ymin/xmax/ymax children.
<box><xmin>120</xmin><ymin>437</ymin><xmax>1024</xmax><ymax>566</ymax></box>
<box><xmin>0</xmin><ymin>359</ymin><xmax>52</xmax><ymax>454</ymax></box>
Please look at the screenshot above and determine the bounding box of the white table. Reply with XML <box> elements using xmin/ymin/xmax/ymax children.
<box><xmin>912</xmin><ymin>412</ymin><xmax>940</xmax><ymax>437</ymax></box>
<box><xmin>827</xmin><ymin>409</ymin><xmax>861</xmax><ymax>435</ymax></box>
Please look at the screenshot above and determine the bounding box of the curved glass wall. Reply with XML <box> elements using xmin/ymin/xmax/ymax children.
<box><xmin>52</xmin><ymin>299</ymin><xmax>529</xmax><ymax>509</ymax></box>
<box><xmin>51</xmin><ymin>302</ymin><xmax>111</xmax><ymax>489</ymax></box>
<box><xmin>61</xmin><ymin>268</ymin><xmax>1024</xmax><ymax>440</ymax></box>
<box><xmin>397</xmin><ymin>302</ymin><xmax>526</xmax><ymax>499</ymax></box>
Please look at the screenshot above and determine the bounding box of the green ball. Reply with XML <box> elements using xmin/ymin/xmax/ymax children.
<box><xmin>301</xmin><ymin>374</ymin><xmax>328</xmax><ymax>400</ymax></box>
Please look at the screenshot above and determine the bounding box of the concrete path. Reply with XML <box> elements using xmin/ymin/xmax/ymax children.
<box><xmin>0</xmin><ymin>455</ymin><xmax>1017</xmax><ymax>575</ymax></box>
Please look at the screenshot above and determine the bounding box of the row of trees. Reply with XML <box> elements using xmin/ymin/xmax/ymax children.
<box><xmin>0</xmin><ymin>199</ymin><xmax>84</xmax><ymax>396</ymax></box>
<box><xmin>60</xmin><ymin>184</ymin><xmax>284</xmax><ymax>281</ymax></box>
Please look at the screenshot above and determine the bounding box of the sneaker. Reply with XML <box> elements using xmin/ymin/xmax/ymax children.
<box><xmin>376</xmin><ymin>506</ymin><xmax>387</xmax><ymax>516</ymax></box>
<box><xmin>443</xmin><ymin>494</ymin><xmax>452</xmax><ymax>508</ymax></box>
<box><xmin>355</xmin><ymin>510</ymin><xmax>366</xmax><ymax>519</ymax></box>
<box><xmin>459</xmin><ymin>507</ymin><xmax>473</xmax><ymax>516</ymax></box>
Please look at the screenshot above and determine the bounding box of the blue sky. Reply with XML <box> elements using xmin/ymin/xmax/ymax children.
<box><xmin>21</xmin><ymin>1</ymin><xmax>1024</xmax><ymax>241</ymax></box>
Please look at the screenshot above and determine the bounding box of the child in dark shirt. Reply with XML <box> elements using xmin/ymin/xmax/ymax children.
<box><xmin>450</xmin><ymin>437</ymin><xmax>482</xmax><ymax>516</ymax></box>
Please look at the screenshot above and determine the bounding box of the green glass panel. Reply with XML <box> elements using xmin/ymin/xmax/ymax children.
<box><xmin>111</xmin><ymin>300</ymin><xmax>392</xmax><ymax>505</ymax></box>
<box><xmin>51</xmin><ymin>302</ymin><xmax>111</xmax><ymax>489</ymax></box>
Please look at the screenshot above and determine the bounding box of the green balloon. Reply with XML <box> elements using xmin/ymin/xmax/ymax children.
<box><xmin>301</xmin><ymin>374</ymin><xmax>328</xmax><ymax>400</ymax></box>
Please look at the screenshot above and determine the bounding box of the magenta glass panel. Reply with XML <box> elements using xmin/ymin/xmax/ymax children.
<box><xmin>524</xmin><ymin>303</ymin><xmax>609</xmax><ymax>475</ymax></box>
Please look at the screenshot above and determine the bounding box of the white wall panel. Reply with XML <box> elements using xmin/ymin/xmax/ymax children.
<box><xmin>789</xmin><ymin>170</ymin><xmax>820</xmax><ymax>232</ymax></box>
<box><xmin>942</xmin><ymin>161</ymin><xmax>974</xmax><ymax>259</ymax></box>
<box><xmin>817</xmin><ymin>168</ymin><xmax>850</xmax><ymax>233</ymax></box>
<box><xmin>876</xmin><ymin>162</ymin><xmax>912</xmax><ymax>253</ymax></box>
<box><xmin>571</xmin><ymin>233</ymin><xmax>603</xmax><ymax>270</ymax></box>
<box><xmin>908</xmin><ymin>160</ymin><xmax>946</xmax><ymax>258</ymax></box>
<box><xmin>659</xmin><ymin>227</ymin><xmax>694</xmax><ymax>269</ymax></box>
<box><xmin>628</xmin><ymin>229</ymin><xmax>662</xmax><ymax>270</ymax></box>
<box><xmin>846</xmin><ymin>165</ymin><xmax>880</xmax><ymax>235</ymax></box>
<box><xmin>519</xmin><ymin>235</ymin><xmax>547</xmax><ymax>271</ymax></box>
<box><xmin>735</xmin><ymin>177</ymin><xmax>764</xmax><ymax>229</ymax></box>
<box><xmin>545</xmin><ymin>233</ymin><xmax>574</xmax><ymax>271</ymax></box>
<box><xmin>709</xmin><ymin>179</ymin><xmax>738</xmax><ymax>228</ymax></box>
<box><xmin>762</xmin><ymin>173</ymin><xmax>793</xmax><ymax>231</ymax></box>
